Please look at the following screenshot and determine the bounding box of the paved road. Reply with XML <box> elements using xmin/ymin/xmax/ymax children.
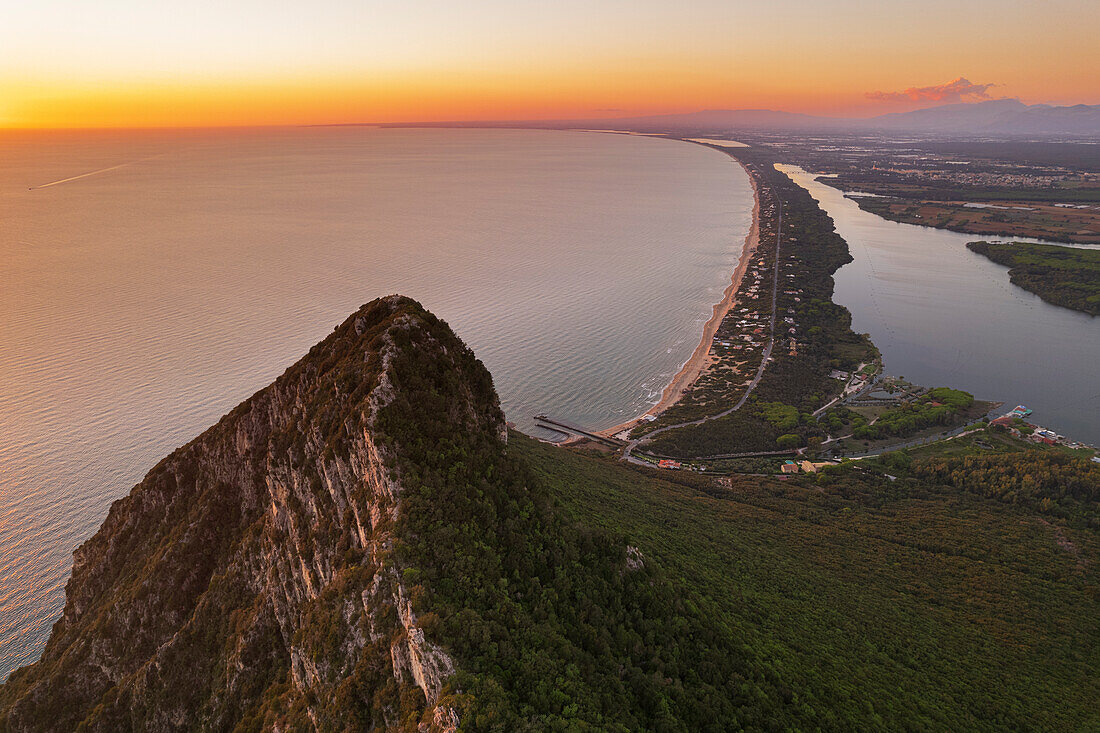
<box><xmin>811</xmin><ymin>366</ymin><xmax>874</xmax><ymax>418</ymax></box>
<box><xmin>625</xmin><ymin>188</ymin><xmax>783</xmax><ymax>465</ymax></box>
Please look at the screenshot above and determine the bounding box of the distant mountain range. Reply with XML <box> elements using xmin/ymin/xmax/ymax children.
<box><xmin>386</xmin><ymin>99</ymin><xmax>1100</xmax><ymax>138</ymax></box>
<box><xmin>598</xmin><ymin>99</ymin><xmax>1100</xmax><ymax>137</ymax></box>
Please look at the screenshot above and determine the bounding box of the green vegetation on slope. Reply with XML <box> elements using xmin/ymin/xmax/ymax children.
<box><xmin>516</xmin><ymin>434</ymin><xmax>1099</xmax><ymax>731</ymax></box>
<box><xmin>382</xmin><ymin>337</ymin><xmax>791</xmax><ymax>730</ymax></box>
<box><xmin>912</xmin><ymin>450</ymin><xmax>1100</xmax><ymax>527</ymax></box>
<box><xmin>967</xmin><ymin>241</ymin><xmax>1100</xmax><ymax>315</ymax></box>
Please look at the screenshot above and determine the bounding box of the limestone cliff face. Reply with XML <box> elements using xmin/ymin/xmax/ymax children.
<box><xmin>0</xmin><ymin>296</ymin><xmax>504</xmax><ymax>732</ymax></box>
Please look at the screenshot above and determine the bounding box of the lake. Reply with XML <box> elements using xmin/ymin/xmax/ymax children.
<box><xmin>779</xmin><ymin>164</ymin><xmax>1099</xmax><ymax>446</ymax></box>
<box><xmin>0</xmin><ymin>128</ymin><xmax>753</xmax><ymax>678</ymax></box>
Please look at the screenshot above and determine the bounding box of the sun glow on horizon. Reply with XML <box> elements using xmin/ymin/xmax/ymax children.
<box><xmin>4</xmin><ymin>0</ymin><xmax>1098</xmax><ymax>129</ymax></box>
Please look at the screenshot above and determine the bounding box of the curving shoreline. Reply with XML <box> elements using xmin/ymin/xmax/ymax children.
<box><xmin>597</xmin><ymin>157</ymin><xmax>761</xmax><ymax>439</ymax></box>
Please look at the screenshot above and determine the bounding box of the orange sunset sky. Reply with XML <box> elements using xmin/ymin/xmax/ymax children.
<box><xmin>3</xmin><ymin>0</ymin><xmax>1098</xmax><ymax>129</ymax></box>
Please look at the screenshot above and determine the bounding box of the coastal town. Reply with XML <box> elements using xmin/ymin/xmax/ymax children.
<box><xmin>537</xmin><ymin>138</ymin><xmax>1100</xmax><ymax>476</ymax></box>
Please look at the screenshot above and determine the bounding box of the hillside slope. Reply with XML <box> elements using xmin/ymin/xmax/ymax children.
<box><xmin>0</xmin><ymin>296</ymin><xmax>493</xmax><ymax>731</ymax></box>
<box><xmin>0</xmin><ymin>298</ymin><xmax>789</xmax><ymax>731</ymax></box>
<box><xmin>1</xmin><ymin>297</ymin><xmax>1096</xmax><ymax>731</ymax></box>
<box><xmin>523</xmin><ymin>437</ymin><xmax>1098</xmax><ymax>730</ymax></box>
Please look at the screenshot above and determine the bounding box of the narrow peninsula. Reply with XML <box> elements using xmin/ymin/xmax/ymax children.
<box><xmin>967</xmin><ymin>240</ymin><xmax>1100</xmax><ymax>315</ymax></box>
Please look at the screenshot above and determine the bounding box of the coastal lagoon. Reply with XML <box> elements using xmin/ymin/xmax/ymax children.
<box><xmin>779</xmin><ymin>165</ymin><xmax>1100</xmax><ymax>446</ymax></box>
<box><xmin>0</xmin><ymin>128</ymin><xmax>752</xmax><ymax>678</ymax></box>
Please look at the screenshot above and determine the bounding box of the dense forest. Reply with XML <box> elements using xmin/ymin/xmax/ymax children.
<box><xmin>396</xmin><ymin>421</ymin><xmax>1100</xmax><ymax>729</ymax></box>
<box><xmin>967</xmin><ymin>241</ymin><xmax>1100</xmax><ymax>315</ymax></box>
<box><xmin>912</xmin><ymin>450</ymin><xmax>1100</xmax><ymax>526</ymax></box>
<box><xmin>522</xmin><ymin>435</ymin><xmax>1099</xmax><ymax>731</ymax></box>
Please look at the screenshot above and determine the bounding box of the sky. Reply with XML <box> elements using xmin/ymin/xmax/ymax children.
<box><xmin>2</xmin><ymin>0</ymin><xmax>1098</xmax><ymax>128</ymax></box>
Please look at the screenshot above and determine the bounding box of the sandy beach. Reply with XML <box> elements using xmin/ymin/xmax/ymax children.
<box><xmin>596</xmin><ymin>158</ymin><xmax>761</xmax><ymax>439</ymax></box>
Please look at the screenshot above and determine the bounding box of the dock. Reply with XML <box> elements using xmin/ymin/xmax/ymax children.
<box><xmin>534</xmin><ymin>414</ymin><xmax>626</xmax><ymax>447</ymax></box>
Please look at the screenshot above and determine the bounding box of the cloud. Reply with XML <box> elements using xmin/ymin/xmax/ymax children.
<box><xmin>866</xmin><ymin>77</ymin><xmax>996</xmax><ymax>104</ymax></box>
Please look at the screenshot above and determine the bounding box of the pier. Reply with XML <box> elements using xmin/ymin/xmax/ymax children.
<box><xmin>534</xmin><ymin>415</ymin><xmax>626</xmax><ymax>447</ymax></box>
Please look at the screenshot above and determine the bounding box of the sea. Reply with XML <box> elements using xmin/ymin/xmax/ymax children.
<box><xmin>0</xmin><ymin>127</ymin><xmax>753</xmax><ymax>678</ymax></box>
<box><xmin>6</xmin><ymin>130</ymin><xmax>1096</xmax><ymax>682</ymax></box>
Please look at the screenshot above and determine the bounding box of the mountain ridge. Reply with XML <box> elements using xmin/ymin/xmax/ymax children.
<box><xmin>0</xmin><ymin>296</ymin><xmax>484</xmax><ymax>731</ymax></box>
<box><xmin>605</xmin><ymin>99</ymin><xmax>1100</xmax><ymax>135</ymax></box>
<box><xmin>0</xmin><ymin>296</ymin><xmax>780</xmax><ymax>731</ymax></box>
<box><xmin>381</xmin><ymin>99</ymin><xmax>1100</xmax><ymax>137</ymax></box>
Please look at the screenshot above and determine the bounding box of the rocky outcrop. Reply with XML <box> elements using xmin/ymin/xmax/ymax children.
<box><xmin>625</xmin><ymin>545</ymin><xmax>646</xmax><ymax>571</ymax></box>
<box><xmin>0</xmin><ymin>296</ymin><xmax>503</xmax><ymax>731</ymax></box>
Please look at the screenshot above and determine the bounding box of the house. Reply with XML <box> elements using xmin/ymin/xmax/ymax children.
<box><xmin>658</xmin><ymin>459</ymin><xmax>682</xmax><ymax>470</ymax></box>
<box><xmin>780</xmin><ymin>461</ymin><xmax>800</xmax><ymax>474</ymax></box>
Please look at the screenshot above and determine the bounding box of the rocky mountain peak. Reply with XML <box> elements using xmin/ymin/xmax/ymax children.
<box><xmin>0</xmin><ymin>295</ymin><xmax>502</xmax><ymax>731</ymax></box>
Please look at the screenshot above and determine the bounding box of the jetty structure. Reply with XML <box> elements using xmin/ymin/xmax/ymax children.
<box><xmin>534</xmin><ymin>414</ymin><xmax>626</xmax><ymax>447</ymax></box>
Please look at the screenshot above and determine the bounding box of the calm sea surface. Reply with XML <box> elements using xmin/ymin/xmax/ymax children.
<box><xmin>779</xmin><ymin>165</ymin><xmax>1100</xmax><ymax>446</ymax></box>
<box><xmin>0</xmin><ymin>128</ymin><xmax>752</xmax><ymax>678</ymax></box>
